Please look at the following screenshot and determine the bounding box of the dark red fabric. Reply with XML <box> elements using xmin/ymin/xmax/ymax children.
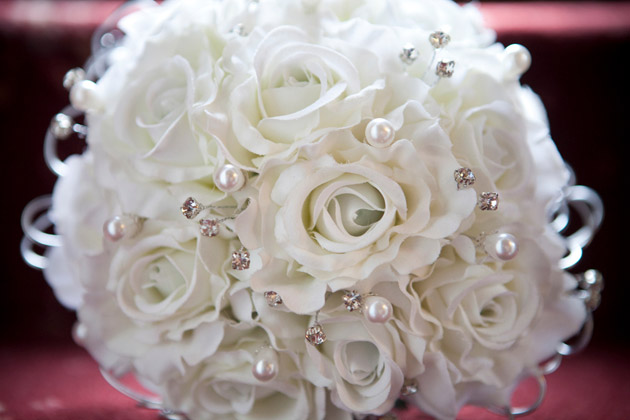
<box><xmin>1</xmin><ymin>343</ymin><xmax>629</xmax><ymax>419</ymax></box>
<box><xmin>1</xmin><ymin>2</ymin><xmax>629</xmax><ymax>419</ymax></box>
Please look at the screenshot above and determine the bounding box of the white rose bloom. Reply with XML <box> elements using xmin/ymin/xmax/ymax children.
<box><xmin>212</xmin><ymin>24</ymin><xmax>385</xmax><ymax>169</ymax></box>
<box><xmin>248</xmin><ymin>126</ymin><xmax>476</xmax><ymax>313</ymax></box>
<box><xmin>164</xmin><ymin>324</ymin><xmax>325</xmax><ymax>420</ymax></box>
<box><xmin>110</xmin><ymin>223</ymin><xmax>261</xmax><ymax>336</ymax></box>
<box><xmin>401</xmin><ymin>232</ymin><xmax>585</xmax><ymax>415</ymax></box>
<box><xmin>89</xmin><ymin>2</ymin><xmax>229</xmax><ymax>187</ymax></box>
<box><xmin>305</xmin><ymin>315</ymin><xmax>406</xmax><ymax>416</ymax></box>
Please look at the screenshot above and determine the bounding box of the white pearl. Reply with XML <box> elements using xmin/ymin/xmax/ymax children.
<box><xmin>503</xmin><ymin>44</ymin><xmax>531</xmax><ymax>80</ymax></box>
<box><xmin>214</xmin><ymin>164</ymin><xmax>246</xmax><ymax>193</ymax></box>
<box><xmin>252</xmin><ymin>348</ymin><xmax>279</xmax><ymax>382</ymax></box>
<box><xmin>365</xmin><ymin>118</ymin><xmax>395</xmax><ymax>148</ymax></box>
<box><xmin>364</xmin><ymin>296</ymin><xmax>393</xmax><ymax>323</ymax></box>
<box><xmin>103</xmin><ymin>215</ymin><xmax>138</xmax><ymax>242</ymax></box>
<box><xmin>70</xmin><ymin>80</ymin><xmax>102</xmax><ymax>112</ymax></box>
<box><xmin>485</xmin><ymin>233</ymin><xmax>519</xmax><ymax>261</ymax></box>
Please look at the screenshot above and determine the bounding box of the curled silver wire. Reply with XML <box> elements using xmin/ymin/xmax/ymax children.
<box><xmin>160</xmin><ymin>410</ymin><xmax>190</xmax><ymax>420</ymax></box>
<box><xmin>44</xmin><ymin>106</ymin><xmax>84</xmax><ymax>177</ymax></box>
<box><xmin>539</xmin><ymin>353</ymin><xmax>563</xmax><ymax>375</ymax></box>
<box><xmin>489</xmin><ymin>374</ymin><xmax>547</xmax><ymax>418</ymax></box>
<box><xmin>20</xmin><ymin>195</ymin><xmax>62</xmax><ymax>270</ymax></box>
<box><xmin>21</xmin><ymin>236</ymin><xmax>48</xmax><ymax>270</ymax></box>
<box><xmin>87</xmin><ymin>0</ymin><xmax>157</xmax><ymax>80</ymax></box>
<box><xmin>557</xmin><ymin>310</ymin><xmax>594</xmax><ymax>356</ymax></box>
<box><xmin>557</xmin><ymin>185</ymin><xmax>604</xmax><ymax>269</ymax></box>
<box><xmin>99</xmin><ymin>368</ymin><xmax>164</xmax><ymax>410</ymax></box>
<box><xmin>21</xmin><ymin>195</ymin><xmax>60</xmax><ymax>247</ymax></box>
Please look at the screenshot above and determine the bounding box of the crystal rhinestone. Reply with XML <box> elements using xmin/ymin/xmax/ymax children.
<box><xmin>181</xmin><ymin>197</ymin><xmax>201</xmax><ymax>219</ymax></box>
<box><xmin>399</xmin><ymin>43</ymin><xmax>419</xmax><ymax>65</ymax></box>
<box><xmin>63</xmin><ymin>67</ymin><xmax>86</xmax><ymax>90</ymax></box>
<box><xmin>232</xmin><ymin>248</ymin><xmax>251</xmax><ymax>270</ymax></box>
<box><xmin>478</xmin><ymin>192</ymin><xmax>499</xmax><ymax>211</ymax></box>
<box><xmin>305</xmin><ymin>323</ymin><xmax>326</xmax><ymax>346</ymax></box>
<box><xmin>578</xmin><ymin>269</ymin><xmax>604</xmax><ymax>293</ymax></box>
<box><xmin>454</xmin><ymin>167</ymin><xmax>476</xmax><ymax>190</ymax></box>
<box><xmin>342</xmin><ymin>290</ymin><xmax>363</xmax><ymax>312</ymax></box>
<box><xmin>401</xmin><ymin>378</ymin><xmax>419</xmax><ymax>396</ymax></box>
<box><xmin>429</xmin><ymin>31</ymin><xmax>451</xmax><ymax>49</ymax></box>
<box><xmin>436</xmin><ymin>60</ymin><xmax>455</xmax><ymax>78</ymax></box>
<box><xmin>199</xmin><ymin>219</ymin><xmax>220</xmax><ymax>237</ymax></box>
<box><xmin>264</xmin><ymin>291</ymin><xmax>283</xmax><ymax>307</ymax></box>
<box><xmin>50</xmin><ymin>113</ymin><xmax>74</xmax><ymax>140</ymax></box>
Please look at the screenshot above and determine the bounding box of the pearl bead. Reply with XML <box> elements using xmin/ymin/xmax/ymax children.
<box><xmin>103</xmin><ymin>215</ymin><xmax>138</xmax><ymax>242</ymax></box>
<box><xmin>364</xmin><ymin>296</ymin><xmax>393</xmax><ymax>323</ymax></box>
<box><xmin>485</xmin><ymin>233</ymin><xmax>519</xmax><ymax>261</ymax></box>
<box><xmin>70</xmin><ymin>80</ymin><xmax>102</xmax><ymax>112</ymax></box>
<box><xmin>214</xmin><ymin>164</ymin><xmax>246</xmax><ymax>193</ymax></box>
<box><xmin>503</xmin><ymin>44</ymin><xmax>531</xmax><ymax>80</ymax></box>
<box><xmin>252</xmin><ymin>348</ymin><xmax>278</xmax><ymax>382</ymax></box>
<box><xmin>365</xmin><ymin>118</ymin><xmax>395</xmax><ymax>148</ymax></box>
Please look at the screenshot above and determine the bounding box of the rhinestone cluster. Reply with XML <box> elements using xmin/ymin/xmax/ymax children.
<box><xmin>429</xmin><ymin>31</ymin><xmax>451</xmax><ymax>49</ymax></box>
<box><xmin>50</xmin><ymin>113</ymin><xmax>74</xmax><ymax>140</ymax></box>
<box><xmin>232</xmin><ymin>248</ymin><xmax>251</xmax><ymax>270</ymax></box>
<box><xmin>401</xmin><ymin>378</ymin><xmax>419</xmax><ymax>396</ymax></box>
<box><xmin>342</xmin><ymin>290</ymin><xmax>363</xmax><ymax>312</ymax></box>
<box><xmin>478</xmin><ymin>192</ymin><xmax>499</xmax><ymax>211</ymax></box>
<box><xmin>578</xmin><ymin>269</ymin><xmax>604</xmax><ymax>311</ymax></box>
<box><xmin>199</xmin><ymin>219</ymin><xmax>220</xmax><ymax>237</ymax></box>
<box><xmin>305</xmin><ymin>324</ymin><xmax>327</xmax><ymax>346</ymax></box>
<box><xmin>436</xmin><ymin>60</ymin><xmax>455</xmax><ymax>78</ymax></box>
<box><xmin>454</xmin><ymin>167</ymin><xmax>476</xmax><ymax>190</ymax></box>
<box><xmin>181</xmin><ymin>197</ymin><xmax>202</xmax><ymax>219</ymax></box>
<box><xmin>399</xmin><ymin>44</ymin><xmax>419</xmax><ymax>65</ymax></box>
<box><xmin>264</xmin><ymin>291</ymin><xmax>283</xmax><ymax>307</ymax></box>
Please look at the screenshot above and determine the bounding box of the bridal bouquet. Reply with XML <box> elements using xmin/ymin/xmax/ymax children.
<box><xmin>23</xmin><ymin>0</ymin><xmax>604</xmax><ymax>418</ymax></box>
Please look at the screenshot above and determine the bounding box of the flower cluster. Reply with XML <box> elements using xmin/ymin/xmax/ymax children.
<box><xmin>44</xmin><ymin>0</ymin><xmax>589</xmax><ymax>418</ymax></box>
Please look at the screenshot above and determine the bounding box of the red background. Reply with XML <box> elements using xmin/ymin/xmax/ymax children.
<box><xmin>1</xmin><ymin>1</ymin><xmax>629</xmax><ymax>419</ymax></box>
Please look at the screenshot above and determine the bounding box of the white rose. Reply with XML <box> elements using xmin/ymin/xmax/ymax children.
<box><xmin>91</xmin><ymin>17</ymin><xmax>225</xmax><ymax>184</ymax></box>
<box><xmin>164</xmin><ymin>324</ymin><xmax>325</xmax><ymax>420</ymax></box>
<box><xmin>111</xmin><ymin>225</ymin><xmax>253</xmax><ymax>335</ymax></box>
<box><xmin>434</xmin><ymin>69</ymin><xmax>534</xmax><ymax>199</ymax></box>
<box><xmin>409</xmin><ymin>233</ymin><xmax>564</xmax><ymax>388</ymax></box>
<box><xmin>212</xmin><ymin>25</ymin><xmax>385</xmax><ymax>168</ymax></box>
<box><xmin>305</xmin><ymin>316</ymin><xmax>405</xmax><ymax>415</ymax></box>
<box><xmin>248</xmin><ymin>128</ymin><xmax>476</xmax><ymax>313</ymax></box>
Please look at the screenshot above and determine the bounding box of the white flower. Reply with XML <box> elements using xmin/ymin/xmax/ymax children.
<box><xmin>110</xmin><ymin>225</ymin><xmax>250</xmax><ymax>336</ymax></box>
<box><xmin>305</xmin><ymin>315</ymin><xmax>406</xmax><ymax>416</ymax></box>
<box><xmin>212</xmin><ymin>24</ymin><xmax>385</xmax><ymax>168</ymax></box>
<box><xmin>163</xmin><ymin>324</ymin><xmax>325</xmax><ymax>420</ymax></box>
<box><xmin>248</xmin><ymin>127</ymin><xmax>476</xmax><ymax>313</ymax></box>
<box><xmin>90</xmin><ymin>11</ymin><xmax>225</xmax><ymax>184</ymax></box>
<box><xmin>402</xmin><ymin>231</ymin><xmax>585</xmax><ymax>413</ymax></box>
